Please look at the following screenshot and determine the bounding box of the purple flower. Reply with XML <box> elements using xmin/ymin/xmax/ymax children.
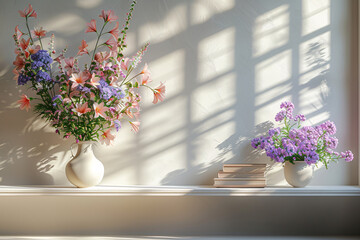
<box><xmin>114</xmin><ymin>120</ymin><xmax>121</xmax><ymax>131</ymax></box>
<box><xmin>52</xmin><ymin>95</ymin><xmax>63</xmax><ymax>106</ymax></box>
<box><xmin>294</xmin><ymin>114</ymin><xmax>306</xmax><ymax>122</ymax></box>
<box><xmin>18</xmin><ymin>74</ymin><xmax>31</xmax><ymax>85</ymax></box>
<box><xmin>321</xmin><ymin>121</ymin><xmax>336</xmax><ymax>135</ymax></box>
<box><xmin>341</xmin><ymin>150</ymin><xmax>354</xmax><ymax>162</ymax></box>
<box><xmin>251</xmin><ymin>138</ymin><xmax>260</xmax><ymax>149</ymax></box>
<box><xmin>275</xmin><ymin>110</ymin><xmax>286</xmax><ymax>122</ymax></box>
<box><xmin>251</xmin><ymin>100</ymin><xmax>353</xmax><ymax>167</ymax></box>
<box><xmin>98</xmin><ymin>79</ymin><xmax>125</xmax><ymax>100</ymax></box>
<box><xmin>268</xmin><ymin>127</ymin><xmax>280</xmax><ymax>137</ymax></box>
<box><xmin>280</xmin><ymin>101</ymin><xmax>294</xmax><ymax>111</ymax></box>
<box><xmin>36</xmin><ymin>70</ymin><xmax>51</xmax><ymax>82</ymax></box>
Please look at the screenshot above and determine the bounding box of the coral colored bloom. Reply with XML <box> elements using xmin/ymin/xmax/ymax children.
<box><xmin>108</xmin><ymin>22</ymin><xmax>120</xmax><ymax>39</ymax></box>
<box><xmin>17</xmin><ymin>94</ymin><xmax>31</xmax><ymax>111</ymax></box>
<box><xmin>20</xmin><ymin>38</ymin><xmax>30</xmax><ymax>51</ymax></box>
<box><xmin>93</xmin><ymin>102</ymin><xmax>109</xmax><ymax>118</ymax></box>
<box><xmin>73</xmin><ymin>102</ymin><xmax>91</xmax><ymax>116</ymax></box>
<box><xmin>69</xmin><ymin>72</ymin><xmax>88</xmax><ymax>88</ymax></box>
<box><xmin>94</xmin><ymin>51</ymin><xmax>111</xmax><ymax>63</ymax></box>
<box><xmin>85</xmin><ymin>19</ymin><xmax>97</xmax><ymax>33</ymax></box>
<box><xmin>28</xmin><ymin>45</ymin><xmax>41</xmax><ymax>55</ymax></box>
<box><xmin>152</xmin><ymin>82</ymin><xmax>165</xmax><ymax>104</ymax></box>
<box><xmin>105</xmin><ymin>36</ymin><xmax>117</xmax><ymax>52</ymax></box>
<box><xmin>31</xmin><ymin>27</ymin><xmax>46</xmax><ymax>38</ymax></box>
<box><xmin>13</xmin><ymin>55</ymin><xmax>25</xmax><ymax>70</ymax></box>
<box><xmin>89</xmin><ymin>73</ymin><xmax>100</xmax><ymax>87</ymax></box>
<box><xmin>141</xmin><ymin>63</ymin><xmax>151</xmax><ymax>85</ymax></box>
<box><xmin>77</xmin><ymin>40</ymin><xmax>89</xmax><ymax>56</ymax></box>
<box><xmin>12</xmin><ymin>68</ymin><xmax>20</xmax><ymax>80</ymax></box>
<box><xmin>121</xmin><ymin>58</ymin><xmax>131</xmax><ymax>71</ymax></box>
<box><xmin>99</xmin><ymin>10</ymin><xmax>118</xmax><ymax>23</ymax></box>
<box><xmin>100</xmin><ymin>129</ymin><xmax>115</xmax><ymax>145</ymax></box>
<box><xmin>129</xmin><ymin>121</ymin><xmax>140</xmax><ymax>133</ymax></box>
<box><xmin>18</xmin><ymin>4</ymin><xmax>37</xmax><ymax>18</ymax></box>
<box><xmin>64</xmin><ymin>57</ymin><xmax>75</xmax><ymax>75</ymax></box>
<box><xmin>15</xmin><ymin>25</ymin><xmax>23</xmax><ymax>40</ymax></box>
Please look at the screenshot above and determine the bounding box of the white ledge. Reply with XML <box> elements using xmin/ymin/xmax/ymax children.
<box><xmin>0</xmin><ymin>185</ymin><xmax>359</xmax><ymax>196</ymax></box>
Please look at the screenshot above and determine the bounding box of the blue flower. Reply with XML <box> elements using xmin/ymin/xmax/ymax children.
<box><xmin>36</xmin><ymin>70</ymin><xmax>51</xmax><ymax>82</ymax></box>
<box><xmin>18</xmin><ymin>74</ymin><xmax>31</xmax><ymax>85</ymax></box>
<box><xmin>98</xmin><ymin>79</ymin><xmax>125</xmax><ymax>100</ymax></box>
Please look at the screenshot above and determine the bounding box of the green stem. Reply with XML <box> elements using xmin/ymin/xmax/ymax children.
<box><xmin>121</xmin><ymin>72</ymin><xmax>142</xmax><ymax>86</ymax></box>
<box><xmin>91</xmin><ymin>22</ymin><xmax>108</xmax><ymax>63</ymax></box>
<box><xmin>38</xmin><ymin>37</ymin><xmax>44</xmax><ymax>50</ymax></box>
<box><xmin>141</xmin><ymin>84</ymin><xmax>156</xmax><ymax>92</ymax></box>
<box><xmin>25</xmin><ymin>17</ymin><xmax>34</xmax><ymax>44</ymax></box>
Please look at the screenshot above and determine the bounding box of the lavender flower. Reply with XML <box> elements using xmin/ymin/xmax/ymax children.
<box><xmin>99</xmin><ymin>79</ymin><xmax>125</xmax><ymax>100</ymax></box>
<box><xmin>251</xmin><ymin>101</ymin><xmax>353</xmax><ymax>168</ymax></box>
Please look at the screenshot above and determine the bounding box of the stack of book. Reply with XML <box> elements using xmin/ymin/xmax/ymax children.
<box><xmin>214</xmin><ymin>163</ymin><xmax>267</xmax><ymax>188</ymax></box>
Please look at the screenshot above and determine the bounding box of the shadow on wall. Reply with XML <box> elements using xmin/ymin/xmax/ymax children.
<box><xmin>0</xmin><ymin>0</ymin><xmax>357</xmax><ymax>186</ymax></box>
<box><xmin>0</xmin><ymin>67</ymin><xmax>74</xmax><ymax>185</ymax></box>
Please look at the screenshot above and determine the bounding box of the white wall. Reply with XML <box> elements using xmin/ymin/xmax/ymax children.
<box><xmin>0</xmin><ymin>0</ymin><xmax>358</xmax><ymax>186</ymax></box>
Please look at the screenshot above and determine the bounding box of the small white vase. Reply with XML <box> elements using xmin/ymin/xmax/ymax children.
<box><xmin>284</xmin><ymin>161</ymin><xmax>313</xmax><ymax>188</ymax></box>
<box><xmin>66</xmin><ymin>141</ymin><xmax>104</xmax><ymax>188</ymax></box>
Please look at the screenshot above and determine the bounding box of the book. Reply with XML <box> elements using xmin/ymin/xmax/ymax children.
<box><xmin>222</xmin><ymin>164</ymin><xmax>267</xmax><ymax>174</ymax></box>
<box><xmin>217</xmin><ymin>170</ymin><xmax>264</xmax><ymax>178</ymax></box>
<box><xmin>214</xmin><ymin>178</ymin><xmax>266</xmax><ymax>188</ymax></box>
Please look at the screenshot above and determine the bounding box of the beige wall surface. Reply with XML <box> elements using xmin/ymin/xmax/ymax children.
<box><xmin>0</xmin><ymin>0</ymin><xmax>358</xmax><ymax>186</ymax></box>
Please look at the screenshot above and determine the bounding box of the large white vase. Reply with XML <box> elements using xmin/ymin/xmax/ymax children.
<box><xmin>66</xmin><ymin>141</ymin><xmax>104</xmax><ymax>188</ymax></box>
<box><xmin>284</xmin><ymin>161</ymin><xmax>313</xmax><ymax>188</ymax></box>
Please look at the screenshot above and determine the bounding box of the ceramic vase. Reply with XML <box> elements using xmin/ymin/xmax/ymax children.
<box><xmin>66</xmin><ymin>141</ymin><xmax>104</xmax><ymax>188</ymax></box>
<box><xmin>284</xmin><ymin>161</ymin><xmax>313</xmax><ymax>187</ymax></box>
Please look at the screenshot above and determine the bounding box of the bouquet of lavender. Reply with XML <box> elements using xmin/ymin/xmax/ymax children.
<box><xmin>251</xmin><ymin>101</ymin><xmax>353</xmax><ymax>168</ymax></box>
<box><xmin>13</xmin><ymin>2</ymin><xmax>165</xmax><ymax>145</ymax></box>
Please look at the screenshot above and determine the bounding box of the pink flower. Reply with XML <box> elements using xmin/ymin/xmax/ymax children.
<box><xmin>12</xmin><ymin>68</ymin><xmax>19</xmax><ymax>81</ymax></box>
<box><xmin>94</xmin><ymin>51</ymin><xmax>111</xmax><ymax>63</ymax></box>
<box><xmin>89</xmin><ymin>73</ymin><xmax>100</xmax><ymax>87</ymax></box>
<box><xmin>108</xmin><ymin>22</ymin><xmax>120</xmax><ymax>39</ymax></box>
<box><xmin>15</xmin><ymin>25</ymin><xmax>23</xmax><ymax>41</ymax></box>
<box><xmin>20</xmin><ymin>38</ymin><xmax>30</xmax><ymax>51</ymax></box>
<box><xmin>13</xmin><ymin>55</ymin><xmax>25</xmax><ymax>70</ymax></box>
<box><xmin>121</xmin><ymin>58</ymin><xmax>131</xmax><ymax>71</ymax></box>
<box><xmin>31</xmin><ymin>27</ymin><xmax>46</xmax><ymax>38</ymax></box>
<box><xmin>129</xmin><ymin>121</ymin><xmax>140</xmax><ymax>133</ymax></box>
<box><xmin>18</xmin><ymin>4</ymin><xmax>37</xmax><ymax>18</ymax></box>
<box><xmin>73</xmin><ymin>102</ymin><xmax>91</xmax><ymax>116</ymax></box>
<box><xmin>85</xmin><ymin>19</ymin><xmax>97</xmax><ymax>33</ymax></box>
<box><xmin>69</xmin><ymin>72</ymin><xmax>88</xmax><ymax>88</ymax></box>
<box><xmin>17</xmin><ymin>94</ymin><xmax>31</xmax><ymax>111</ymax></box>
<box><xmin>152</xmin><ymin>82</ymin><xmax>166</xmax><ymax>104</ymax></box>
<box><xmin>99</xmin><ymin>10</ymin><xmax>118</xmax><ymax>23</ymax></box>
<box><xmin>100</xmin><ymin>129</ymin><xmax>115</xmax><ymax>145</ymax></box>
<box><xmin>64</xmin><ymin>57</ymin><xmax>75</xmax><ymax>75</ymax></box>
<box><xmin>28</xmin><ymin>45</ymin><xmax>41</xmax><ymax>55</ymax></box>
<box><xmin>93</xmin><ymin>102</ymin><xmax>109</xmax><ymax>118</ymax></box>
<box><xmin>69</xmin><ymin>90</ymin><xmax>80</xmax><ymax>98</ymax></box>
<box><xmin>77</xmin><ymin>40</ymin><xmax>89</xmax><ymax>56</ymax></box>
<box><xmin>141</xmin><ymin>63</ymin><xmax>151</xmax><ymax>85</ymax></box>
<box><xmin>105</xmin><ymin>36</ymin><xmax>117</xmax><ymax>52</ymax></box>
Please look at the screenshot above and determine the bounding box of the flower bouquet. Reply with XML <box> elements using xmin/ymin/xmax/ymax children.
<box><xmin>251</xmin><ymin>101</ymin><xmax>353</xmax><ymax>187</ymax></box>
<box><xmin>13</xmin><ymin>2</ymin><xmax>165</xmax><ymax>146</ymax></box>
<box><xmin>12</xmin><ymin>2</ymin><xmax>165</xmax><ymax>187</ymax></box>
<box><xmin>251</xmin><ymin>101</ymin><xmax>353</xmax><ymax>168</ymax></box>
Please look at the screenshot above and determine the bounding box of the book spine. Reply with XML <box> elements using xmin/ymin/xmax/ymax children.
<box><xmin>218</xmin><ymin>172</ymin><xmax>264</xmax><ymax>178</ymax></box>
<box><xmin>222</xmin><ymin>166</ymin><xmax>266</xmax><ymax>173</ymax></box>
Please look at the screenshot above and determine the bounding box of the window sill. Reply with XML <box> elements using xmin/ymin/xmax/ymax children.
<box><xmin>0</xmin><ymin>185</ymin><xmax>359</xmax><ymax>196</ymax></box>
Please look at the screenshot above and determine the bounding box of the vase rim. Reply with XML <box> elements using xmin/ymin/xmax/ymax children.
<box><xmin>75</xmin><ymin>141</ymin><xmax>98</xmax><ymax>144</ymax></box>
